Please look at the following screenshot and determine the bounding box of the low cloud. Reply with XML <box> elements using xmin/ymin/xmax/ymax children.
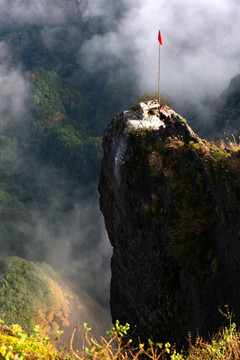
<box><xmin>18</xmin><ymin>188</ymin><xmax>112</xmax><ymax>307</ymax></box>
<box><xmin>82</xmin><ymin>0</ymin><xmax>240</xmax><ymax>106</ymax></box>
<box><xmin>0</xmin><ymin>47</ymin><xmax>32</xmax><ymax>131</ymax></box>
<box><xmin>0</xmin><ymin>0</ymin><xmax>65</xmax><ymax>28</ymax></box>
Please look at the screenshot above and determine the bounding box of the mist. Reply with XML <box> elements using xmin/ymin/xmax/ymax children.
<box><xmin>82</xmin><ymin>0</ymin><xmax>240</xmax><ymax>107</ymax></box>
<box><xmin>0</xmin><ymin>43</ymin><xmax>32</xmax><ymax>131</ymax></box>
<box><xmin>0</xmin><ymin>4</ymin><xmax>112</xmax><ymax>308</ymax></box>
<box><xmin>0</xmin><ymin>127</ymin><xmax>112</xmax><ymax>307</ymax></box>
<box><xmin>1</xmin><ymin>0</ymin><xmax>239</xmax><ymax>317</ymax></box>
<box><xmin>21</xmin><ymin>188</ymin><xmax>112</xmax><ymax>307</ymax></box>
<box><xmin>0</xmin><ymin>0</ymin><xmax>65</xmax><ymax>28</ymax></box>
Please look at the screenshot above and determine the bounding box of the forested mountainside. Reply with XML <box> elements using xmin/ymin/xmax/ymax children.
<box><xmin>0</xmin><ymin>0</ymin><xmax>137</xmax><ymax>302</ymax></box>
<box><xmin>211</xmin><ymin>74</ymin><xmax>240</xmax><ymax>137</ymax></box>
<box><xmin>185</xmin><ymin>74</ymin><xmax>240</xmax><ymax>140</ymax></box>
<box><xmin>99</xmin><ymin>101</ymin><xmax>240</xmax><ymax>346</ymax></box>
<box><xmin>0</xmin><ymin>256</ymin><xmax>111</xmax><ymax>345</ymax></box>
<box><xmin>0</xmin><ymin>0</ymin><xmax>140</xmax><ymax>336</ymax></box>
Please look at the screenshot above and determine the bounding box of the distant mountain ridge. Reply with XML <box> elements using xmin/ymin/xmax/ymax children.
<box><xmin>212</xmin><ymin>74</ymin><xmax>240</xmax><ymax>137</ymax></box>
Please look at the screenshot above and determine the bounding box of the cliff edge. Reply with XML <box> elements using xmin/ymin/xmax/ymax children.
<box><xmin>99</xmin><ymin>100</ymin><xmax>240</xmax><ymax>344</ymax></box>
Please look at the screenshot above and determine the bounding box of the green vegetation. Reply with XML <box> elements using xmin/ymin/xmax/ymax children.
<box><xmin>0</xmin><ymin>257</ymin><xmax>53</xmax><ymax>333</ymax></box>
<box><xmin>39</xmin><ymin>124</ymin><xmax>103</xmax><ymax>182</ymax></box>
<box><xmin>32</xmin><ymin>68</ymin><xmax>66</xmax><ymax>121</ymax></box>
<box><xmin>0</xmin><ymin>317</ymin><xmax>240</xmax><ymax>359</ymax></box>
<box><xmin>0</xmin><ymin>256</ymin><xmax>105</xmax><ymax>343</ymax></box>
<box><xmin>0</xmin><ymin>322</ymin><xmax>65</xmax><ymax>359</ymax></box>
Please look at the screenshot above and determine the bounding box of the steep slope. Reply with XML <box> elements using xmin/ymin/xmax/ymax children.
<box><xmin>0</xmin><ymin>257</ymin><xmax>111</xmax><ymax>347</ymax></box>
<box><xmin>213</xmin><ymin>74</ymin><xmax>240</xmax><ymax>134</ymax></box>
<box><xmin>202</xmin><ymin>74</ymin><xmax>240</xmax><ymax>139</ymax></box>
<box><xmin>99</xmin><ymin>101</ymin><xmax>240</xmax><ymax>345</ymax></box>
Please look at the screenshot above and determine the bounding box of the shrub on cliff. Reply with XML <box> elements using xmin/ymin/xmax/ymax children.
<box><xmin>138</xmin><ymin>92</ymin><xmax>173</xmax><ymax>106</ymax></box>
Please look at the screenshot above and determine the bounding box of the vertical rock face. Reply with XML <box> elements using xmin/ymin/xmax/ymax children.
<box><xmin>99</xmin><ymin>102</ymin><xmax>240</xmax><ymax>344</ymax></box>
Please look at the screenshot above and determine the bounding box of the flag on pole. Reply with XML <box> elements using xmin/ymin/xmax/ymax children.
<box><xmin>158</xmin><ymin>30</ymin><xmax>163</xmax><ymax>45</ymax></box>
<box><xmin>158</xmin><ymin>30</ymin><xmax>162</xmax><ymax>106</ymax></box>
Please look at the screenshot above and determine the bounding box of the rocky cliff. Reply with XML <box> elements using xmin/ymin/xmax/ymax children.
<box><xmin>99</xmin><ymin>100</ymin><xmax>240</xmax><ymax>345</ymax></box>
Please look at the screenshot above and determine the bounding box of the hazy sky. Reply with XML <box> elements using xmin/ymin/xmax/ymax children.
<box><xmin>84</xmin><ymin>0</ymin><xmax>240</xmax><ymax>105</ymax></box>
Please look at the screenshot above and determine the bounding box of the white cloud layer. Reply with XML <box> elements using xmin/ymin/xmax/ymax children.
<box><xmin>0</xmin><ymin>45</ymin><xmax>31</xmax><ymax>131</ymax></box>
<box><xmin>0</xmin><ymin>0</ymin><xmax>65</xmax><ymax>26</ymax></box>
<box><xmin>83</xmin><ymin>0</ymin><xmax>240</xmax><ymax>104</ymax></box>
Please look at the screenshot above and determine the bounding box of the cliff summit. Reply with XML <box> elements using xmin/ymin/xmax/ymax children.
<box><xmin>99</xmin><ymin>101</ymin><xmax>240</xmax><ymax>345</ymax></box>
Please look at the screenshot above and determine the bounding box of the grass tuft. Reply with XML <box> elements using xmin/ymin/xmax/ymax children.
<box><xmin>1</xmin><ymin>317</ymin><xmax>240</xmax><ymax>359</ymax></box>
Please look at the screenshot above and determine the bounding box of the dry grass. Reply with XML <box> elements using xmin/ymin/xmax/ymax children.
<box><xmin>166</xmin><ymin>136</ymin><xmax>186</xmax><ymax>150</ymax></box>
<box><xmin>187</xmin><ymin>324</ymin><xmax>240</xmax><ymax>360</ymax></box>
<box><xmin>222</xmin><ymin>136</ymin><xmax>240</xmax><ymax>152</ymax></box>
<box><xmin>1</xmin><ymin>318</ymin><xmax>240</xmax><ymax>359</ymax></box>
<box><xmin>70</xmin><ymin>325</ymin><xmax>179</xmax><ymax>360</ymax></box>
<box><xmin>68</xmin><ymin>320</ymin><xmax>240</xmax><ymax>360</ymax></box>
<box><xmin>211</xmin><ymin>136</ymin><xmax>240</xmax><ymax>153</ymax></box>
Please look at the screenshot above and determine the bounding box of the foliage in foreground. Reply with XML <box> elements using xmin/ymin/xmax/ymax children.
<box><xmin>1</xmin><ymin>318</ymin><xmax>240</xmax><ymax>360</ymax></box>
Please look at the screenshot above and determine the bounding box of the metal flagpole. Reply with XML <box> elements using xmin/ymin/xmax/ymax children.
<box><xmin>158</xmin><ymin>40</ymin><xmax>160</xmax><ymax>106</ymax></box>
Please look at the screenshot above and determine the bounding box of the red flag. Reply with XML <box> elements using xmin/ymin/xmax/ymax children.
<box><xmin>158</xmin><ymin>30</ymin><xmax>163</xmax><ymax>45</ymax></box>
